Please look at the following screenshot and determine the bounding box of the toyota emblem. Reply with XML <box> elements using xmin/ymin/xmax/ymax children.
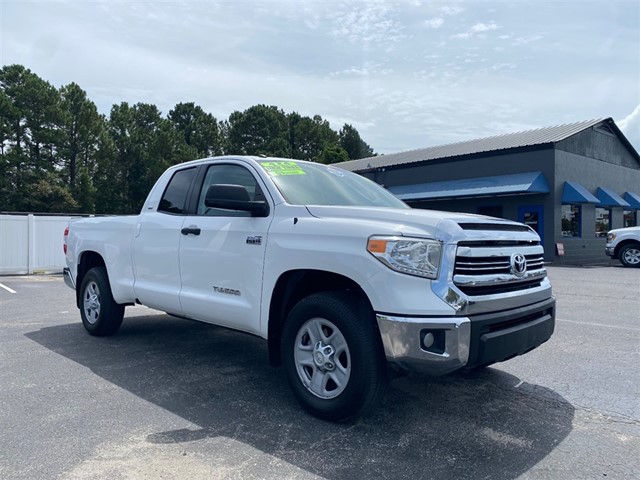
<box><xmin>510</xmin><ymin>253</ymin><xmax>527</xmax><ymax>277</ymax></box>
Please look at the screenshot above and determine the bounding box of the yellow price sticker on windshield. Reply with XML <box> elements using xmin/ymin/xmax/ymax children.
<box><xmin>261</xmin><ymin>162</ymin><xmax>306</xmax><ymax>176</ymax></box>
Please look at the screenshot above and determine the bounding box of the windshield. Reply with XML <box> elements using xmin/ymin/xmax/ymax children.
<box><xmin>258</xmin><ymin>160</ymin><xmax>408</xmax><ymax>208</ymax></box>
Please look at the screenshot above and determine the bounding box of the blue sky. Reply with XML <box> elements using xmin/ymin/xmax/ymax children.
<box><xmin>2</xmin><ymin>0</ymin><xmax>639</xmax><ymax>154</ymax></box>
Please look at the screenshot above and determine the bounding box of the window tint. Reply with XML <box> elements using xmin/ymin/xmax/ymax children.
<box><xmin>158</xmin><ymin>167</ymin><xmax>196</xmax><ymax>214</ymax></box>
<box><xmin>197</xmin><ymin>164</ymin><xmax>264</xmax><ymax>216</ymax></box>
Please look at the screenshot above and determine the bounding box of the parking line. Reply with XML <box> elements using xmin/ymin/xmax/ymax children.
<box><xmin>0</xmin><ymin>283</ymin><xmax>16</xmax><ymax>294</ymax></box>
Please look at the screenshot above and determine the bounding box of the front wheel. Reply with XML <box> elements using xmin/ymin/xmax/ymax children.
<box><xmin>79</xmin><ymin>267</ymin><xmax>125</xmax><ymax>336</ymax></box>
<box><xmin>619</xmin><ymin>244</ymin><xmax>640</xmax><ymax>268</ymax></box>
<box><xmin>281</xmin><ymin>292</ymin><xmax>387</xmax><ymax>421</ymax></box>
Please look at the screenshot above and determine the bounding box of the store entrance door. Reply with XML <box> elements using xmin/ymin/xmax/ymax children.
<box><xmin>518</xmin><ymin>205</ymin><xmax>544</xmax><ymax>245</ymax></box>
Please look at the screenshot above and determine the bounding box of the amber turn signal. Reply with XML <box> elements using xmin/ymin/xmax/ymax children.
<box><xmin>367</xmin><ymin>239</ymin><xmax>387</xmax><ymax>253</ymax></box>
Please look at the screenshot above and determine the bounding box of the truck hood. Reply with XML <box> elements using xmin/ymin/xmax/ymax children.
<box><xmin>608</xmin><ymin>226</ymin><xmax>640</xmax><ymax>235</ymax></box>
<box><xmin>305</xmin><ymin>205</ymin><xmax>536</xmax><ymax>243</ymax></box>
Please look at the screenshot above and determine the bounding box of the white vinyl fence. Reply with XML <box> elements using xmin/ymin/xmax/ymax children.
<box><xmin>0</xmin><ymin>214</ymin><xmax>80</xmax><ymax>275</ymax></box>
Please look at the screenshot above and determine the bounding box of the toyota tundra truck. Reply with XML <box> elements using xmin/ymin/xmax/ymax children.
<box><xmin>63</xmin><ymin>156</ymin><xmax>556</xmax><ymax>421</ymax></box>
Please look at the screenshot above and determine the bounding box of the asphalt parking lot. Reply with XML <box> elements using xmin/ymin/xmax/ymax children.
<box><xmin>0</xmin><ymin>266</ymin><xmax>638</xmax><ymax>480</ymax></box>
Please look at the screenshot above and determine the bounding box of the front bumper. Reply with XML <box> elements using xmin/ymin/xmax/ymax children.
<box><xmin>63</xmin><ymin>267</ymin><xmax>76</xmax><ymax>290</ymax></box>
<box><xmin>376</xmin><ymin>297</ymin><xmax>556</xmax><ymax>376</ymax></box>
<box><xmin>605</xmin><ymin>246</ymin><xmax>615</xmax><ymax>258</ymax></box>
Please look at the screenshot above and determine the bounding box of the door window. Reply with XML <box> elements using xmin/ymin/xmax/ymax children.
<box><xmin>197</xmin><ymin>164</ymin><xmax>265</xmax><ymax>216</ymax></box>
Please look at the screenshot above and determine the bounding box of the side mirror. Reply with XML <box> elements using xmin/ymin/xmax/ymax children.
<box><xmin>204</xmin><ymin>184</ymin><xmax>269</xmax><ymax>217</ymax></box>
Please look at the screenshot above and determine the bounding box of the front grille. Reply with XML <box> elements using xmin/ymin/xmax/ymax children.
<box><xmin>456</xmin><ymin>279</ymin><xmax>543</xmax><ymax>296</ymax></box>
<box><xmin>453</xmin><ymin>245</ymin><xmax>546</xmax><ymax>296</ymax></box>
<box><xmin>455</xmin><ymin>253</ymin><xmax>545</xmax><ymax>276</ymax></box>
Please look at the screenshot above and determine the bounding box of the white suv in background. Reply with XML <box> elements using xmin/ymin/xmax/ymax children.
<box><xmin>606</xmin><ymin>226</ymin><xmax>640</xmax><ymax>267</ymax></box>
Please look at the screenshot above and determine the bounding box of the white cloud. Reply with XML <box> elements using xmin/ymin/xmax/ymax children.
<box><xmin>330</xmin><ymin>62</ymin><xmax>393</xmax><ymax>77</ymax></box>
<box><xmin>424</xmin><ymin>17</ymin><xmax>444</xmax><ymax>29</ymax></box>
<box><xmin>441</xmin><ymin>5</ymin><xmax>465</xmax><ymax>16</ymax></box>
<box><xmin>327</xmin><ymin>0</ymin><xmax>405</xmax><ymax>47</ymax></box>
<box><xmin>452</xmin><ymin>22</ymin><xmax>500</xmax><ymax>39</ymax></box>
<box><xmin>487</xmin><ymin>62</ymin><xmax>517</xmax><ymax>73</ymax></box>
<box><xmin>515</xmin><ymin>35</ymin><xmax>544</xmax><ymax>46</ymax></box>
<box><xmin>471</xmin><ymin>22</ymin><xmax>499</xmax><ymax>33</ymax></box>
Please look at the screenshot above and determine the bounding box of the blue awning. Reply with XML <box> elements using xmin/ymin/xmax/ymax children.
<box><xmin>595</xmin><ymin>187</ymin><xmax>631</xmax><ymax>207</ymax></box>
<box><xmin>561</xmin><ymin>181</ymin><xmax>600</xmax><ymax>204</ymax></box>
<box><xmin>387</xmin><ymin>171</ymin><xmax>549</xmax><ymax>201</ymax></box>
<box><xmin>623</xmin><ymin>191</ymin><xmax>640</xmax><ymax>209</ymax></box>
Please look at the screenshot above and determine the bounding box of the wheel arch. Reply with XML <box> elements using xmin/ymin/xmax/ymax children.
<box><xmin>75</xmin><ymin>251</ymin><xmax>106</xmax><ymax>308</ymax></box>
<box><xmin>614</xmin><ymin>239</ymin><xmax>640</xmax><ymax>258</ymax></box>
<box><xmin>267</xmin><ymin>269</ymin><xmax>374</xmax><ymax>366</ymax></box>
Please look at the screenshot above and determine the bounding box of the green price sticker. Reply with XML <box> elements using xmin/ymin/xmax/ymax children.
<box><xmin>261</xmin><ymin>161</ymin><xmax>306</xmax><ymax>176</ymax></box>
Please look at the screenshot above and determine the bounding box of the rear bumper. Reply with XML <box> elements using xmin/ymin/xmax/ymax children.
<box><xmin>63</xmin><ymin>267</ymin><xmax>76</xmax><ymax>290</ymax></box>
<box><xmin>376</xmin><ymin>297</ymin><xmax>555</xmax><ymax>375</ymax></box>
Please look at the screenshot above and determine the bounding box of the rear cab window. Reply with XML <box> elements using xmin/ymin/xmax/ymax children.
<box><xmin>158</xmin><ymin>167</ymin><xmax>197</xmax><ymax>214</ymax></box>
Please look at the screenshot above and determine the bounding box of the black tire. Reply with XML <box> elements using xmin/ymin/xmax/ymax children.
<box><xmin>281</xmin><ymin>292</ymin><xmax>387</xmax><ymax>422</ymax></box>
<box><xmin>79</xmin><ymin>267</ymin><xmax>125</xmax><ymax>336</ymax></box>
<box><xmin>619</xmin><ymin>244</ymin><xmax>640</xmax><ymax>268</ymax></box>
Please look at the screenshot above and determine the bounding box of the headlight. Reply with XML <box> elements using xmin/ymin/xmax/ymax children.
<box><xmin>367</xmin><ymin>236</ymin><xmax>442</xmax><ymax>279</ymax></box>
<box><xmin>607</xmin><ymin>233</ymin><xmax>616</xmax><ymax>243</ymax></box>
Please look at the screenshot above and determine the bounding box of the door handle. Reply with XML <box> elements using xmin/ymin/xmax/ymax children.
<box><xmin>181</xmin><ymin>226</ymin><xmax>201</xmax><ymax>236</ymax></box>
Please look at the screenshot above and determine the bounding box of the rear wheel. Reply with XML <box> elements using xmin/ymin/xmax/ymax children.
<box><xmin>79</xmin><ymin>267</ymin><xmax>125</xmax><ymax>336</ymax></box>
<box><xmin>619</xmin><ymin>244</ymin><xmax>640</xmax><ymax>268</ymax></box>
<box><xmin>282</xmin><ymin>292</ymin><xmax>387</xmax><ymax>421</ymax></box>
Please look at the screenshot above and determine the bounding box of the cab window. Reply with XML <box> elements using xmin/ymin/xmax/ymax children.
<box><xmin>158</xmin><ymin>167</ymin><xmax>196</xmax><ymax>214</ymax></box>
<box><xmin>197</xmin><ymin>164</ymin><xmax>265</xmax><ymax>216</ymax></box>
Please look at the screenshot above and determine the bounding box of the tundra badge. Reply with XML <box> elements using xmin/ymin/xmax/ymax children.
<box><xmin>213</xmin><ymin>286</ymin><xmax>241</xmax><ymax>296</ymax></box>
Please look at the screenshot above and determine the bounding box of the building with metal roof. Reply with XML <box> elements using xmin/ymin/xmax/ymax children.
<box><xmin>339</xmin><ymin>118</ymin><xmax>640</xmax><ymax>265</ymax></box>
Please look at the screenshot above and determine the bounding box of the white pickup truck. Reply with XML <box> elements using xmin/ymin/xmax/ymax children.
<box><xmin>63</xmin><ymin>156</ymin><xmax>556</xmax><ymax>421</ymax></box>
<box><xmin>606</xmin><ymin>226</ymin><xmax>640</xmax><ymax>267</ymax></box>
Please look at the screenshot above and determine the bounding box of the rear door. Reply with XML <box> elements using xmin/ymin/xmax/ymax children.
<box><xmin>178</xmin><ymin>162</ymin><xmax>273</xmax><ymax>334</ymax></box>
<box><xmin>132</xmin><ymin>166</ymin><xmax>197</xmax><ymax>314</ymax></box>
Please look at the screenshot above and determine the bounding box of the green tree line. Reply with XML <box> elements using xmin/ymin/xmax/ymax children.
<box><xmin>0</xmin><ymin>64</ymin><xmax>375</xmax><ymax>214</ymax></box>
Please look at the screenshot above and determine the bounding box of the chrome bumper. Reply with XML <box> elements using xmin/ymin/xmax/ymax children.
<box><xmin>605</xmin><ymin>246</ymin><xmax>615</xmax><ymax>257</ymax></box>
<box><xmin>376</xmin><ymin>314</ymin><xmax>471</xmax><ymax>376</ymax></box>
<box><xmin>376</xmin><ymin>297</ymin><xmax>556</xmax><ymax>376</ymax></box>
<box><xmin>63</xmin><ymin>267</ymin><xmax>76</xmax><ymax>290</ymax></box>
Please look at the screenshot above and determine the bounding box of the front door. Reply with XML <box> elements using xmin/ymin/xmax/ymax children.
<box><xmin>518</xmin><ymin>205</ymin><xmax>544</xmax><ymax>245</ymax></box>
<box><xmin>179</xmin><ymin>162</ymin><xmax>273</xmax><ymax>335</ymax></box>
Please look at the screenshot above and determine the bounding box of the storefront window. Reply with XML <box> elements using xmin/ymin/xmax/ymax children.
<box><xmin>623</xmin><ymin>210</ymin><xmax>637</xmax><ymax>227</ymax></box>
<box><xmin>561</xmin><ymin>204</ymin><xmax>581</xmax><ymax>237</ymax></box>
<box><xmin>595</xmin><ymin>208</ymin><xmax>610</xmax><ymax>237</ymax></box>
